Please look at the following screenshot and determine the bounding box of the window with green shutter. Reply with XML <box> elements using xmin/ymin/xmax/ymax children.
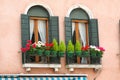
<box><xmin>65</xmin><ymin>8</ymin><xmax>99</xmax><ymax>65</ymax></box>
<box><xmin>65</xmin><ymin>8</ymin><xmax>99</xmax><ymax>46</ymax></box>
<box><xmin>21</xmin><ymin>5</ymin><xmax>59</xmax><ymax>65</ymax></box>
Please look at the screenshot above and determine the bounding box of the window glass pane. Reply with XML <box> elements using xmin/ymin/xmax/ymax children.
<box><xmin>38</xmin><ymin>20</ymin><xmax>46</xmax><ymax>43</ymax></box>
<box><xmin>72</xmin><ymin>22</ymin><xmax>76</xmax><ymax>44</ymax></box>
<box><xmin>78</xmin><ymin>23</ymin><xmax>86</xmax><ymax>46</ymax></box>
<box><xmin>30</xmin><ymin>20</ymin><xmax>34</xmax><ymax>40</ymax></box>
<box><xmin>72</xmin><ymin>21</ymin><xmax>87</xmax><ymax>46</ymax></box>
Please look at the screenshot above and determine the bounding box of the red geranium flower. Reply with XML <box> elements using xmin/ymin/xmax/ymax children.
<box><xmin>27</xmin><ymin>40</ymin><xmax>32</xmax><ymax>44</ymax></box>
<box><xmin>81</xmin><ymin>45</ymin><xmax>89</xmax><ymax>51</ymax></box>
<box><xmin>26</xmin><ymin>43</ymin><xmax>30</xmax><ymax>48</ymax></box>
<box><xmin>32</xmin><ymin>43</ymin><xmax>36</xmax><ymax>48</ymax></box>
<box><xmin>21</xmin><ymin>48</ymin><xmax>27</xmax><ymax>53</ymax></box>
<box><xmin>98</xmin><ymin>47</ymin><xmax>105</xmax><ymax>51</ymax></box>
<box><xmin>45</xmin><ymin>42</ymin><xmax>54</xmax><ymax>50</ymax></box>
<box><xmin>49</xmin><ymin>43</ymin><xmax>53</xmax><ymax>47</ymax></box>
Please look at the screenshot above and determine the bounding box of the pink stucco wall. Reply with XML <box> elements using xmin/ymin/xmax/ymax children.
<box><xmin>0</xmin><ymin>0</ymin><xmax>120</xmax><ymax>80</ymax></box>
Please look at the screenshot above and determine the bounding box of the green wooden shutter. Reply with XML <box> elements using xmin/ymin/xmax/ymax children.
<box><xmin>89</xmin><ymin>19</ymin><xmax>99</xmax><ymax>46</ymax></box>
<box><xmin>65</xmin><ymin>17</ymin><xmax>72</xmax><ymax>45</ymax></box>
<box><xmin>49</xmin><ymin>16</ymin><xmax>59</xmax><ymax>43</ymax></box>
<box><xmin>21</xmin><ymin>14</ymin><xmax>30</xmax><ymax>64</ymax></box>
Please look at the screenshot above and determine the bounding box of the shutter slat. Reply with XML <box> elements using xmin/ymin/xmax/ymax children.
<box><xmin>21</xmin><ymin>14</ymin><xmax>30</xmax><ymax>64</ymax></box>
<box><xmin>49</xmin><ymin>16</ymin><xmax>59</xmax><ymax>43</ymax></box>
<box><xmin>65</xmin><ymin>17</ymin><xmax>72</xmax><ymax>45</ymax></box>
<box><xmin>89</xmin><ymin>19</ymin><xmax>99</xmax><ymax>46</ymax></box>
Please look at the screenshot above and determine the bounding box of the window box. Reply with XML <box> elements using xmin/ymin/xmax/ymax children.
<box><xmin>24</xmin><ymin>52</ymin><xmax>61</xmax><ymax>64</ymax></box>
<box><xmin>66</xmin><ymin>52</ymin><xmax>102</xmax><ymax>71</ymax></box>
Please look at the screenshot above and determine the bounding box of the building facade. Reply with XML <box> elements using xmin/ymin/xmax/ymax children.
<box><xmin>0</xmin><ymin>0</ymin><xmax>120</xmax><ymax>80</ymax></box>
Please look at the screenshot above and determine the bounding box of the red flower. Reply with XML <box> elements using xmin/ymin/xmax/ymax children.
<box><xmin>45</xmin><ymin>43</ymin><xmax>49</xmax><ymax>46</ymax></box>
<box><xmin>45</xmin><ymin>43</ymin><xmax>54</xmax><ymax>50</ymax></box>
<box><xmin>32</xmin><ymin>43</ymin><xmax>36</xmax><ymax>48</ymax></box>
<box><xmin>26</xmin><ymin>43</ymin><xmax>30</xmax><ymax>48</ymax></box>
<box><xmin>27</xmin><ymin>40</ymin><xmax>32</xmax><ymax>44</ymax></box>
<box><xmin>98</xmin><ymin>47</ymin><xmax>105</xmax><ymax>51</ymax></box>
<box><xmin>21</xmin><ymin>48</ymin><xmax>27</xmax><ymax>53</ymax></box>
<box><xmin>49</xmin><ymin>43</ymin><xmax>53</xmax><ymax>47</ymax></box>
<box><xmin>81</xmin><ymin>45</ymin><xmax>89</xmax><ymax>51</ymax></box>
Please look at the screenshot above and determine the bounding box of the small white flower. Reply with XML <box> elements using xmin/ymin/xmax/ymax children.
<box><xmin>37</xmin><ymin>44</ymin><xmax>41</xmax><ymax>47</ymax></box>
<box><xmin>95</xmin><ymin>48</ymin><xmax>100</xmax><ymax>51</ymax></box>
<box><xmin>90</xmin><ymin>45</ymin><xmax>96</xmax><ymax>49</ymax></box>
<box><xmin>36</xmin><ymin>41</ymin><xmax>45</xmax><ymax>47</ymax></box>
<box><xmin>38</xmin><ymin>41</ymin><xmax>45</xmax><ymax>45</ymax></box>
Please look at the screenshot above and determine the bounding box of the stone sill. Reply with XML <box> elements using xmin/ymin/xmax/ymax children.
<box><xmin>66</xmin><ymin>64</ymin><xmax>102</xmax><ymax>71</ymax></box>
<box><xmin>23</xmin><ymin>63</ymin><xmax>61</xmax><ymax>72</ymax></box>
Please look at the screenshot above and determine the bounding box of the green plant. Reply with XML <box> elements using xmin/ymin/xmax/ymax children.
<box><xmin>52</xmin><ymin>39</ymin><xmax>59</xmax><ymax>51</ymax></box>
<box><xmin>51</xmin><ymin>39</ymin><xmax>59</xmax><ymax>57</ymax></box>
<box><xmin>59</xmin><ymin>41</ymin><xmax>66</xmax><ymax>57</ymax></box>
<box><xmin>67</xmin><ymin>40</ymin><xmax>74</xmax><ymax>52</ymax></box>
<box><xmin>21</xmin><ymin>40</ymin><xmax>36</xmax><ymax>54</ymax></box>
<box><xmin>59</xmin><ymin>41</ymin><xmax>66</xmax><ymax>52</ymax></box>
<box><xmin>75</xmin><ymin>40</ymin><xmax>81</xmax><ymax>51</ymax></box>
<box><xmin>81</xmin><ymin>45</ymin><xmax>89</xmax><ymax>57</ymax></box>
<box><xmin>75</xmin><ymin>40</ymin><xmax>82</xmax><ymax>56</ymax></box>
<box><xmin>89</xmin><ymin>45</ymin><xmax>105</xmax><ymax>58</ymax></box>
<box><xmin>67</xmin><ymin>40</ymin><xmax>74</xmax><ymax>57</ymax></box>
<box><xmin>44</xmin><ymin>43</ymin><xmax>53</xmax><ymax>56</ymax></box>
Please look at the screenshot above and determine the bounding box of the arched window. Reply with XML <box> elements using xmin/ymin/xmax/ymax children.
<box><xmin>70</xmin><ymin>8</ymin><xmax>89</xmax><ymax>46</ymax></box>
<box><xmin>21</xmin><ymin>5</ymin><xmax>59</xmax><ymax>47</ymax></box>
<box><xmin>21</xmin><ymin>5</ymin><xmax>59</xmax><ymax>64</ymax></box>
<box><xmin>27</xmin><ymin>6</ymin><xmax>49</xmax><ymax>43</ymax></box>
<box><xmin>65</xmin><ymin>8</ymin><xmax>99</xmax><ymax>47</ymax></box>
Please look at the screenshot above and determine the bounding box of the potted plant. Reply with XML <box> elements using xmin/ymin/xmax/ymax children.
<box><xmin>75</xmin><ymin>40</ymin><xmax>82</xmax><ymax>63</ymax></box>
<box><xmin>21</xmin><ymin>40</ymin><xmax>36</xmax><ymax>54</ymax></box>
<box><xmin>36</xmin><ymin>41</ymin><xmax>45</xmax><ymax>56</ymax></box>
<box><xmin>66</xmin><ymin>40</ymin><xmax>75</xmax><ymax>64</ymax></box>
<box><xmin>67</xmin><ymin>40</ymin><xmax>74</xmax><ymax>57</ymax></box>
<box><xmin>90</xmin><ymin>45</ymin><xmax>105</xmax><ymax>64</ymax></box>
<box><xmin>81</xmin><ymin>45</ymin><xmax>90</xmax><ymax>64</ymax></box>
<box><xmin>21</xmin><ymin>40</ymin><xmax>37</xmax><ymax>62</ymax></box>
<box><xmin>58</xmin><ymin>41</ymin><xmax>66</xmax><ymax>57</ymax></box>
<box><xmin>44</xmin><ymin>43</ymin><xmax>53</xmax><ymax>56</ymax></box>
<box><xmin>51</xmin><ymin>39</ymin><xmax>59</xmax><ymax>57</ymax></box>
<box><xmin>44</xmin><ymin>42</ymin><xmax>53</xmax><ymax>63</ymax></box>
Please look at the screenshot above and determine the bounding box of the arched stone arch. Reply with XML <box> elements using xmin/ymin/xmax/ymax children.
<box><xmin>66</xmin><ymin>4</ymin><xmax>93</xmax><ymax>19</ymax></box>
<box><xmin>24</xmin><ymin>3</ymin><xmax>54</xmax><ymax>16</ymax></box>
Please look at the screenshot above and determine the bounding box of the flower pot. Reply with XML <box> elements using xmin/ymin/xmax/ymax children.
<box><xmin>81</xmin><ymin>57</ymin><xmax>90</xmax><ymax>64</ymax></box>
<box><xmin>75</xmin><ymin>51</ymin><xmax>82</xmax><ymax>64</ymax></box>
<box><xmin>44</xmin><ymin>50</ymin><xmax>51</xmax><ymax>63</ymax></box>
<box><xmin>50</xmin><ymin>56</ymin><xmax>60</xmax><ymax>64</ymax></box>
<box><xmin>67</xmin><ymin>52</ymin><xmax>74</xmax><ymax>58</ymax></box>
<box><xmin>77</xmin><ymin>56</ymin><xmax>81</xmax><ymax>64</ymax></box>
<box><xmin>37</xmin><ymin>50</ymin><xmax>43</xmax><ymax>56</ymax></box>
<box><xmin>35</xmin><ymin>56</ymin><xmax>39</xmax><ymax>62</ymax></box>
<box><xmin>58</xmin><ymin>52</ymin><xmax>64</xmax><ymax>57</ymax></box>
<box><xmin>51</xmin><ymin>51</ymin><xmax>58</xmax><ymax>57</ymax></box>
<box><xmin>66</xmin><ymin>52</ymin><xmax>76</xmax><ymax>64</ymax></box>
<box><xmin>26</xmin><ymin>52</ymin><xmax>40</xmax><ymax>63</ymax></box>
<box><xmin>76</xmin><ymin>51</ymin><xmax>82</xmax><ymax>56</ymax></box>
<box><xmin>90</xmin><ymin>56</ymin><xmax>101</xmax><ymax>64</ymax></box>
<box><xmin>44</xmin><ymin>50</ymin><xmax>50</xmax><ymax>56</ymax></box>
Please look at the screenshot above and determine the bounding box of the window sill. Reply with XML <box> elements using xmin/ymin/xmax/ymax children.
<box><xmin>66</xmin><ymin>64</ymin><xmax>102</xmax><ymax>71</ymax></box>
<box><xmin>23</xmin><ymin>63</ymin><xmax>61</xmax><ymax>72</ymax></box>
